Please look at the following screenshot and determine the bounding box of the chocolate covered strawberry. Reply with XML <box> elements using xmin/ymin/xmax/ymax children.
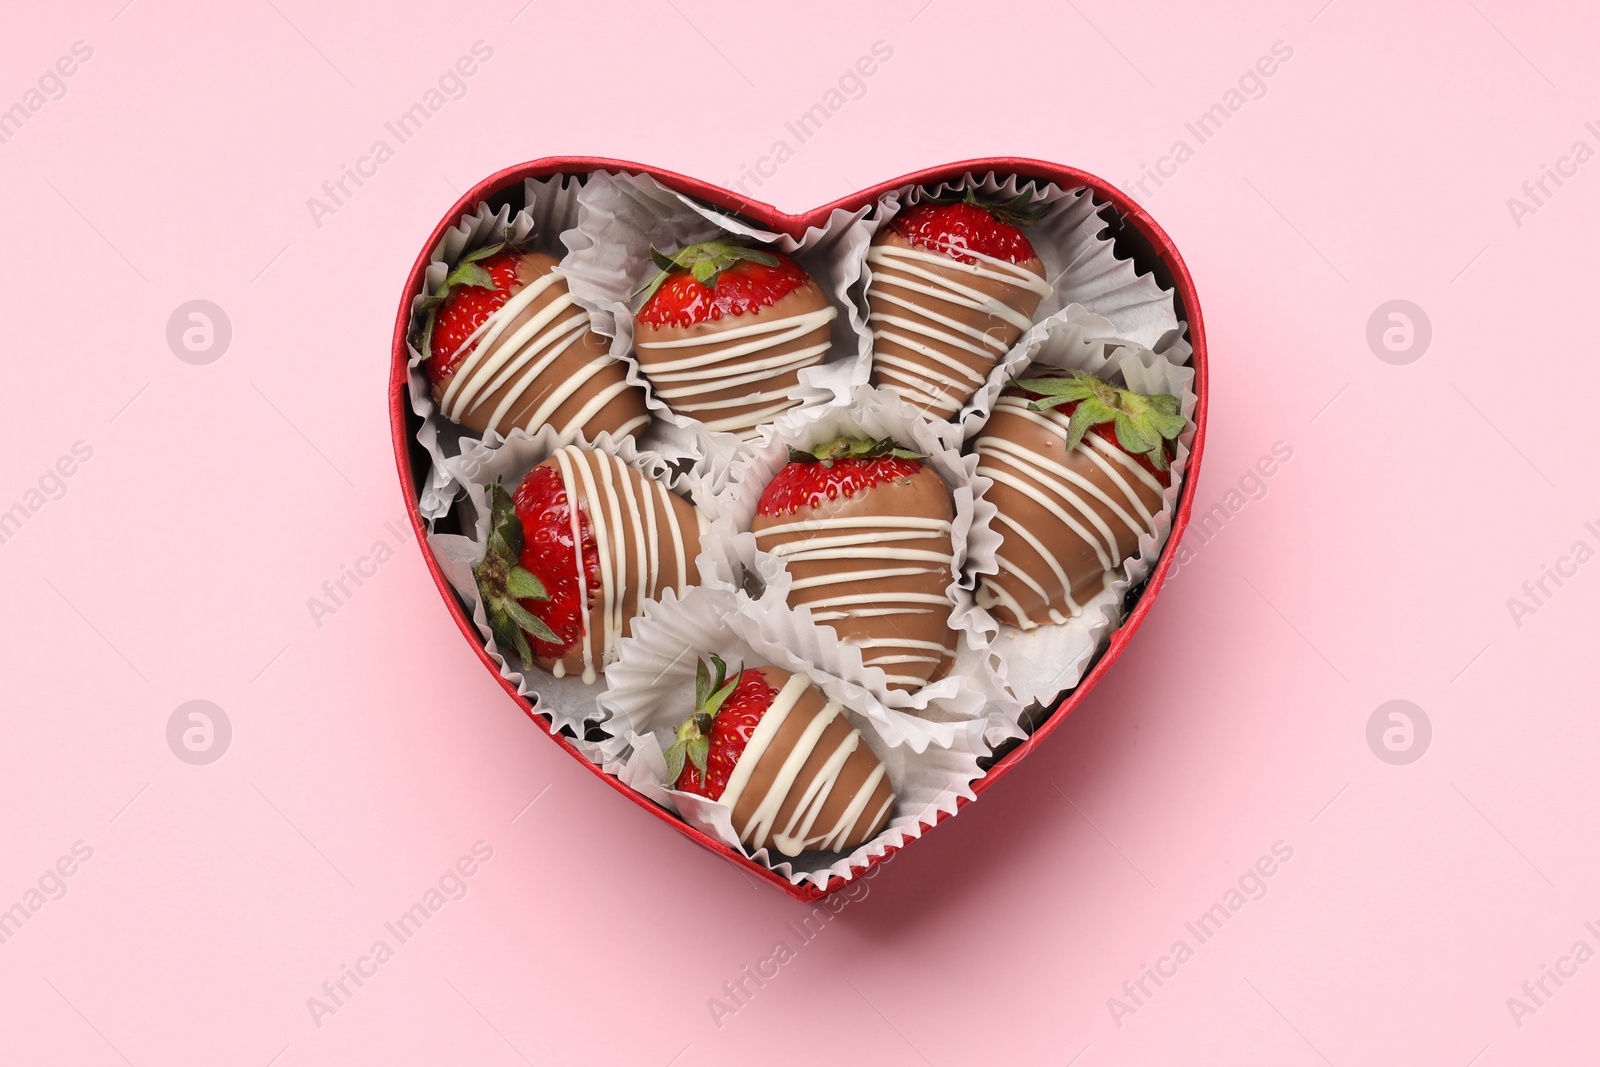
<box><xmin>867</xmin><ymin>190</ymin><xmax>1054</xmax><ymax>419</ymax></box>
<box><xmin>665</xmin><ymin>656</ymin><xmax>894</xmax><ymax>856</ymax></box>
<box><xmin>751</xmin><ymin>437</ymin><xmax>957</xmax><ymax>693</ymax></box>
<box><xmin>974</xmin><ymin>370</ymin><xmax>1185</xmax><ymax>627</ymax></box>
<box><xmin>473</xmin><ymin>446</ymin><xmax>706</xmax><ymax>683</ymax></box>
<box><xmin>632</xmin><ymin>239</ymin><xmax>838</xmax><ymax>439</ymax></box>
<box><xmin>419</xmin><ymin>242</ymin><xmax>647</xmax><ymax>441</ymax></box>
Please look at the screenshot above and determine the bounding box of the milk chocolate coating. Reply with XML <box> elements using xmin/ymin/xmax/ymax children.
<box><xmin>867</xmin><ymin>229</ymin><xmax>1047</xmax><ymax>420</ymax></box>
<box><xmin>433</xmin><ymin>252</ymin><xmax>647</xmax><ymax>441</ymax></box>
<box><xmin>633</xmin><ymin>281</ymin><xmax>832</xmax><ymax>439</ymax></box>
<box><xmin>752</xmin><ymin>466</ymin><xmax>957</xmax><ymax>693</ymax></box>
<box><xmin>727</xmin><ymin>666</ymin><xmax>894</xmax><ymax>857</ymax></box>
<box><xmin>531</xmin><ymin>447</ymin><xmax>706</xmax><ymax>682</ymax></box>
<box><xmin>974</xmin><ymin>396</ymin><xmax>1165</xmax><ymax>627</ymax></box>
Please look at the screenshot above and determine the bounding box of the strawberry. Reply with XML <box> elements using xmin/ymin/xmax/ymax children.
<box><xmin>631</xmin><ymin>239</ymin><xmax>837</xmax><ymax>439</ymax></box>
<box><xmin>867</xmin><ymin>189</ymin><xmax>1054</xmax><ymax>420</ymax></box>
<box><xmin>974</xmin><ymin>370</ymin><xmax>1186</xmax><ymax>628</ymax></box>
<box><xmin>472</xmin><ymin>446</ymin><xmax>704</xmax><ymax>682</ymax></box>
<box><xmin>636</xmin><ymin>241</ymin><xmax>801</xmax><ymax>327</ymax></box>
<box><xmin>752</xmin><ymin>438</ymin><xmax>958</xmax><ymax>693</ymax></box>
<box><xmin>664</xmin><ymin>659</ymin><xmax>896</xmax><ymax>857</ymax></box>
<box><xmin>890</xmin><ymin>190</ymin><xmax>1048</xmax><ymax>266</ymax></box>
<box><xmin>418</xmin><ymin>244</ymin><xmax>522</xmax><ymax>384</ymax></box>
<box><xmin>665</xmin><ymin>654</ymin><xmax>774</xmax><ymax>799</ymax></box>
<box><xmin>757</xmin><ymin>438</ymin><xmax>926</xmax><ymax>514</ymax></box>
<box><xmin>472</xmin><ymin>473</ymin><xmax>597</xmax><ymax>665</ymax></box>
<box><xmin>415</xmin><ymin>241</ymin><xmax>647</xmax><ymax>441</ymax></box>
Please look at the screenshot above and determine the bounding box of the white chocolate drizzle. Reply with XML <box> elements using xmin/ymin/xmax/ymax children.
<box><xmin>756</xmin><ymin>515</ymin><xmax>954</xmax><ymax>688</ymax></box>
<box><xmin>975</xmin><ymin>396</ymin><xmax>1163</xmax><ymax>627</ymax></box>
<box><xmin>635</xmin><ymin>306</ymin><xmax>838</xmax><ymax>436</ymax></box>
<box><xmin>867</xmin><ymin>239</ymin><xmax>1052</xmax><ymax>415</ymax></box>
<box><xmin>719</xmin><ymin>674</ymin><xmax>889</xmax><ymax>856</ymax></box>
<box><xmin>544</xmin><ymin>446</ymin><xmax>698</xmax><ymax>684</ymax></box>
<box><xmin>440</xmin><ymin>270</ymin><xmax>645</xmax><ymax>439</ymax></box>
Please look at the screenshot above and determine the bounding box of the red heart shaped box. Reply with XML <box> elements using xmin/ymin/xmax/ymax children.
<box><xmin>389</xmin><ymin>157</ymin><xmax>1208</xmax><ymax>902</ymax></box>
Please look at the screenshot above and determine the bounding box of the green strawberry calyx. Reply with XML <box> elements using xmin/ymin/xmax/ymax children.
<box><xmin>785</xmin><ymin>436</ymin><xmax>926</xmax><ymax>467</ymax></box>
<box><xmin>1018</xmin><ymin>370</ymin><xmax>1186</xmax><ymax>471</ymax></box>
<box><xmin>471</xmin><ymin>480</ymin><xmax>560</xmax><ymax>663</ymax></box>
<box><xmin>414</xmin><ymin>240</ymin><xmax>515</xmax><ymax>362</ymax></box>
<box><xmin>923</xmin><ymin>186</ymin><xmax>1050</xmax><ymax>228</ymax></box>
<box><xmin>663</xmin><ymin>654</ymin><xmax>742</xmax><ymax>787</ymax></box>
<box><xmin>632</xmin><ymin>239</ymin><xmax>780</xmax><ymax>308</ymax></box>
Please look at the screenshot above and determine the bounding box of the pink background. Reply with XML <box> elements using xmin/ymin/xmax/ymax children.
<box><xmin>4</xmin><ymin>1</ymin><xmax>1597</xmax><ymax>1063</ymax></box>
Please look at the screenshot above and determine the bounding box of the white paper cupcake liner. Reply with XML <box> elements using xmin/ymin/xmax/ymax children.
<box><xmin>599</xmin><ymin>586</ymin><xmax>987</xmax><ymax>888</ymax></box>
<box><xmin>425</xmin><ymin>425</ymin><xmax>715</xmax><ymax>736</ymax></box>
<box><xmin>707</xmin><ymin>384</ymin><xmax>1023</xmax><ymax>750</ymax></box>
<box><xmin>959</xmin><ymin>321</ymin><xmax>1197</xmax><ymax>707</ymax></box>
<box><xmin>558</xmin><ymin>169</ymin><xmax>875</xmax><ymax>462</ymax></box>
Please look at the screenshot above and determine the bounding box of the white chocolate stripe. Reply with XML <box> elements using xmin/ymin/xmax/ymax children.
<box><xmin>637</xmin><ymin>306</ymin><xmax>838</xmax><ymax>347</ymax></box>
<box><xmin>978</xmin><ymin>461</ymin><xmax>1114</xmax><ymax>570</ymax></box>
<box><xmin>772</xmin><ymin>725</ymin><xmax>859</xmax><ymax>855</ymax></box>
<box><xmin>805</xmin><ymin>592</ymin><xmax>950</xmax><ymax>609</ymax></box>
<box><xmin>788</xmin><ymin>566</ymin><xmax>940</xmax><ymax>591</ymax></box>
<box><xmin>755</xmin><ymin>516</ymin><xmax>952</xmax><ymax>537</ymax></box>
<box><xmin>810</xmin><ymin>607</ymin><xmax>935</xmax><ymax>621</ymax></box>
<box><xmin>549</xmin><ymin>448</ymin><xmax>592</xmax><ymax>683</ymax></box>
<box><xmin>997</xmin><ymin>397</ymin><xmax>1165</xmax><ymax>496</ymax></box>
<box><xmin>543</xmin><ymin>447</ymin><xmax>687</xmax><ymax>683</ymax></box>
<box><xmin>979</xmin><ymin>439</ymin><xmax>1130</xmax><ymax>557</ymax></box>
<box><xmin>877</xmin><ymin>237</ymin><xmax>1054</xmax><ymax>294</ymax></box>
<box><xmin>635</xmin><ymin>309</ymin><xmax>836</xmax><ymax>368</ymax></box>
<box><xmin>467</xmin><ymin>312</ymin><xmax>588</xmax><ymax>414</ymax></box>
<box><xmin>438</xmin><ymin>271</ymin><xmax>629</xmax><ymax>438</ymax></box>
<box><xmin>443</xmin><ymin>274</ymin><xmax>564</xmax><ymax>412</ymax></box>
<box><xmin>779</xmin><ymin>547</ymin><xmax>951</xmax><ymax>566</ymax></box>
<box><xmin>701</xmin><ymin>400</ymin><xmax>800</xmax><ymax>435</ymax></box>
<box><xmin>869</xmin><ymin>245</ymin><xmax>1045</xmax><ymax>327</ymax></box>
<box><xmin>872</xmin><ymin>346</ymin><xmax>986</xmax><ymax>396</ymax></box>
<box><xmin>870</xmin><ymin>288</ymin><xmax>1015</xmax><ymax>352</ymax></box>
<box><xmin>719</xmin><ymin>674</ymin><xmax>810</xmax><ymax>813</ymax></box>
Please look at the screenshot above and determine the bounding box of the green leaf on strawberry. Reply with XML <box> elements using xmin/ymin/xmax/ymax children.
<box><xmin>632</xmin><ymin>238</ymin><xmax>780</xmax><ymax>308</ymax></box>
<box><xmin>473</xmin><ymin>480</ymin><xmax>561</xmax><ymax>661</ymax></box>
<box><xmin>785</xmin><ymin>436</ymin><xmax>927</xmax><ymax>468</ymax></box>
<box><xmin>665</xmin><ymin>653</ymin><xmax>741</xmax><ymax>788</ymax></box>
<box><xmin>413</xmin><ymin>240</ymin><xmax>515</xmax><ymax>363</ymax></box>
<box><xmin>924</xmin><ymin>185</ymin><xmax>1050</xmax><ymax>228</ymax></box>
<box><xmin>1019</xmin><ymin>370</ymin><xmax>1186</xmax><ymax>471</ymax></box>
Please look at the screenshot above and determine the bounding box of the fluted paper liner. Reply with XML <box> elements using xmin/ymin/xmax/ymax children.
<box><xmin>559</xmin><ymin>169</ymin><xmax>875</xmax><ymax>470</ymax></box>
<box><xmin>960</xmin><ymin>319</ymin><xmax>1196</xmax><ymax>707</ymax></box>
<box><xmin>425</xmin><ymin>426</ymin><xmax>718</xmax><ymax>736</ymax></box>
<box><xmin>599</xmin><ymin>586</ymin><xmax>986</xmax><ymax>888</ymax></box>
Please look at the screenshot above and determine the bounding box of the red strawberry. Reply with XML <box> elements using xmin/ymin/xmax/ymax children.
<box><xmin>637</xmin><ymin>242</ymin><xmax>805</xmax><ymax>328</ymax></box>
<box><xmin>752</xmin><ymin>438</ymin><xmax>958</xmax><ymax>693</ymax></box>
<box><xmin>473</xmin><ymin>447</ymin><xmax>705</xmax><ymax>682</ymax></box>
<box><xmin>422</xmin><ymin>247</ymin><xmax>523</xmax><ymax>385</ymax></box>
<box><xmin>868</xmin><ymin>190</ymin><xmax>1053</xmax><ymax>419</ymax></box>
<box><xmin>417</xmin><ymin>243</ymin><xmax>647</xmax><ymax>441</ymax></box>
<box><xmin>664</xmin><ymin>659</ymin><xmax>896</xmax><ymax>857</ymax></box>
<box><xmin>666</xmin><ymin>655</ymin><xmax>775</xmax><ymax>800</ymax></box>
<box><xmin>473</xmin><ymin>473</ymin><xmax>597</xmax><ymax>665</ymax></box>
<box><xmin>631</xmin><ymin>239</ymin><xmax>837</xmax><ymax>439</ymax></box>
<box><xmin>890</xmin><ymin>194</ymin><xmax>1045</xmax><ymax>266</ymax></box>
<box><xmin>974</xmin><ymin>370</ymin><xmax>1186</xmax><ymax>628</ymax></box>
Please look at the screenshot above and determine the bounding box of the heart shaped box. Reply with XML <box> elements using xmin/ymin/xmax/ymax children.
<box><xmin>389</xmin><ymin>157</ymin><xmax>1208</xmax><ymax>902</ymax></box>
